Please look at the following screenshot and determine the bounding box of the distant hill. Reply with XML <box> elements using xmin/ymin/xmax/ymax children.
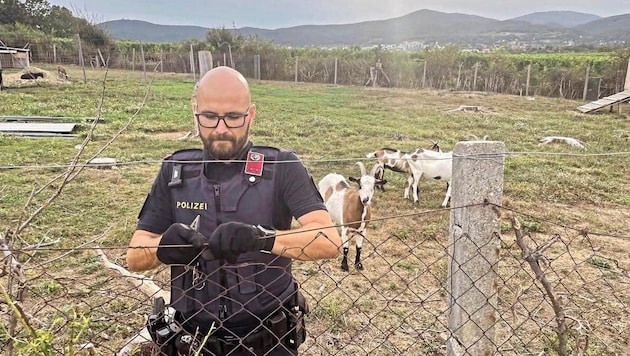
<box><xmin>573</xmin><ymin>14</ymin><xmax>630</xmax><ymax>39</ymax></box>
<box><xmin>98</xmin><ymin>10</ymin><xmax>630</xmax><ymax>47</ymax></box>
<box><xmin>99</xmin><ymin>19</ymin><xmax>207</xmax><ymax>42</ymax></box>
<box><xmin>509</xmin><ymin>11</ymin><xmax>601</xmax><ymax>27</ymax></box>
<box><xmin>239</xmin><ymin>10</ymin><xmax>506</xmax><ymax>46</ymax></box>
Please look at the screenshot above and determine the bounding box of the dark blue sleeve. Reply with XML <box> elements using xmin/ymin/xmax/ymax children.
<box><xmin>278</xmin><ymin>151</ymin><xmax>326</xmax><ymax>220</ymax></box>
<box><xmin>136</xmin><ymin>162</ymin><xmax>173</xmax><ymax>234</ymax></box>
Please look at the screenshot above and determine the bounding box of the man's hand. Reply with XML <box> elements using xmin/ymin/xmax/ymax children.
<box><xmin>208</xmin><ymin>222</ymin><xmax>276</xmax><ymax>263</ymax></box>
<box><xmin>156</xmin><ymin>223</ymin><xmax>208</xmax><ymax>265</ymax></box>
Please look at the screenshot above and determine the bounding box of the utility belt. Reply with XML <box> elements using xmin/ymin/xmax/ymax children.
<box><xmin>147</xmin><ymin>287</ymin><xmax>308</xmax><ymax>356</ymax></box>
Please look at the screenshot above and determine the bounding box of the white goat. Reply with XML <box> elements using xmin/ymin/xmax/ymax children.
<box><xmin>366</xmin><ymin>141</ymin><xmax>442</xmax><ymax>195</ymax></box>
<box><xmin>318</xmin><ymin>162</ymin><xmax>384</xmax><ymax>271</ymax></box>
<box><xmin>404</xmin><ymin>148</ymin><xmax>453</xmax><ymax>208</ymax></box>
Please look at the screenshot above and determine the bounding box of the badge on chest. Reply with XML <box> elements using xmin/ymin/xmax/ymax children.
<box><xmin>244</xmin><ymin>151</ymin><xmax>264</xmax><ymax>176</ymax></box>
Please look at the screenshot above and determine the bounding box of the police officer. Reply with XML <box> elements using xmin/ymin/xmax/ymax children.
<box><xmin>126</xmin><ymin>67</ymin><xmax>341</xmax><ymax>355</ymax></box>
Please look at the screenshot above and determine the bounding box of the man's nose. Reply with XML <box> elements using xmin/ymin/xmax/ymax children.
<box><xmin>214</xmin><ymin>118</ymin><xmax>230</xmax><ymax>134</ymax></box>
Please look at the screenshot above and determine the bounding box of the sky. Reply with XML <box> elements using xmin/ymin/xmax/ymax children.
<box><xmin>47</xmin><ymin>0</ymin><xmax>630</xmax><ymax>29</ymax></box>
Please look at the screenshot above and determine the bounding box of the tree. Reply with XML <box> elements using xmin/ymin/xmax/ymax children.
<box><xmin>23</xmin><ymin>0</ymin><xmax>51</xmax><ymax>29</ymax></box>
<box><xmin>43</xmin><ymin>5</ymin><xmax>75</xmax><ymax>37</ymax></box>
<box><xmin>0</xmin><ymin>0</ymin><xmax>28</xmax><ymax>25</ymax></box>
<box><xmin>205</xmin><ymin>25</ymin><xmax>245</xmax><ymax>52</ymax></box>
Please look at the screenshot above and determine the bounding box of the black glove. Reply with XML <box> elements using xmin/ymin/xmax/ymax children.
<box><xmin>208</xmin><ymin>222</ymin><xmax>276</xmax><ymax>263</ymax></box>
<box><xmin>157</xmin><ymin>223</ymin><xmax>208</xmax><ymax>265</ymax></box>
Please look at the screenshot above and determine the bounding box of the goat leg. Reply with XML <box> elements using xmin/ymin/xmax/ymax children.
<box><xmin>341</xmin><ymin>247</ymin><xmax>350</xmax><ymax>271</ymax></box>
<box><xmin>354</xmin><ymin>247</ymin><xmax>363</xmax><ymax>270</ymax></box>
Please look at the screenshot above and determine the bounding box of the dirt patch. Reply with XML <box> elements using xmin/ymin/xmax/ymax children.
<box><xmin>2</xmin><ymin>66</ymin><xmax>71</xmax><ymax>87</ymax></box>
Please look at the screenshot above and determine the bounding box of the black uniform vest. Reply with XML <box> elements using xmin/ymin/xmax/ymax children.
<box><xmin>165</xmin><ymin>146</ymin><xmax>295</xmax><ymax>330</ymax></box>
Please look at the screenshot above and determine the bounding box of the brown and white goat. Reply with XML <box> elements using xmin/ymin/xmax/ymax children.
<box><xmin>318</xmin><ymin>162</ymin><xmax>385</xmax><ymax>271</ymax></box>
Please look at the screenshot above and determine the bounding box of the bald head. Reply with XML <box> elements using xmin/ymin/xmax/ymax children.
<box><xmin>193</xmin><ymin>67</ymin><xmax>256</xmax><ymax>160</ymax></box>
<box><xmin>196</xmin><ymin>67</ymin><xmax>251</xmax><ymax>105</ymax></box>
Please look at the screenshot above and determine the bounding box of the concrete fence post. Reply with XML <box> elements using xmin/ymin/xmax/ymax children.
<box><xmin>198</xmin><ymin>51</ymin><xmax>213</xmax><ymax>78</ymax></box>
<box><xmin>447</xmin><ymin>141</ymin><xmax>505</xmax><ymax>356</ymax></box>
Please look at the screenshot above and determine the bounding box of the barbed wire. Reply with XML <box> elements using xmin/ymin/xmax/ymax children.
<box><xmin>1</xmin><ymin>150</ymin><xmax>630</xmax><ymax>170</ymax></box>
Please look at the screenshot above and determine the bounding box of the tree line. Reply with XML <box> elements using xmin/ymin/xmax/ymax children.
<box><xmin>0</xmin><ymin>0</ymin><xmax>110</xmax><ymax>47</ymax></box>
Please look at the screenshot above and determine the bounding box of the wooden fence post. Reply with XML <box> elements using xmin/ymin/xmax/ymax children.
<box><xmin>97</xmin><ymin>49</ymin><xmax>106</xmax><ymax>68</ymax></box>
<box><xmin>624</xmin><ymin>56</ymin><xmax>630</xmax><ymax>91</ymax></box>
<box><xmin>76</xmin><ymin>34</ymin><xmax>86</xmax><ymax>84</ymax></box>
<box><xmin>253</xmin><ymin>54</ymin><xmax>261</xmax><ymax>80</ymax></box>
<box><xmin>447</xmin><ymin>141</ymin><xmax>504</xmax><ymax>356</ymax></box>
<box><xmin>472</xmin><ymin>62</ymin><xmax>479</xmax><ymax>91</ymax></box>
<box><xmin>160</xmin><ymin>48</ymin><xmax>164</xmax><ymax>73</ymax></box>
<box><xmin>422</xmin><ymin>60</ymin><xmax>427</xmax><ymax>88</ymax></box>
<box><xmin>294</xmin><ymin>57</ymin><xmax>298</xmax><ymax>82</ymax></box>
<box><xmin>132</xmin><ymin>48</ymin><xmax>135</xmax><ymax>71</ymax></box>
<box><xmin>190</xmin><ymin>44</ymin><xmax>196</xmax><ymax>81</ymax></box>
<box><xmin>140</xmin><ymin>42</ymin><xmax>146</xmax><ymax>81</ymax></box>
<box><xmin>526</xmin><ymin>64</ymin><xmax>531</xmax><ymax>97</ymax></box>
<box><xmin>583</xmin><ymin>64</ymin><xmax>590</xmax><ymax>101</ymax></box>
<box><xmin>334</xmin><ymin>57</ymin><xmax>338</xmax><ymax>85</ymax></box>
<box><xmin>52</xmin><ymin>44</ymin><xmax>57</xmax><ymax>64</ymax></box>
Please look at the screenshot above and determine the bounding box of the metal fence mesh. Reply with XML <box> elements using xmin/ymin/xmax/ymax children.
<box><xmin>2</xmin><ymin>205</ymin><xmax>627</xmax><ymax>355</ymax></box>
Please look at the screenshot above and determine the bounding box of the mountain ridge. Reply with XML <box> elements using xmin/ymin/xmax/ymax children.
<box><xmin>98</xmin><ymin>9</ymin><xmax>630</xmax><ymax>47</ymax></box>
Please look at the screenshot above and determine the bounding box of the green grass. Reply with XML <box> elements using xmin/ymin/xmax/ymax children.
<box><xmin>2</xmin><ymin>66</ymin><xmax>629</xmax><ymax>238</ymax></box>
<box><xmin>1</xmin><ymin>65</ymin><xmax>629</xmax><ymax>355</ymax></box>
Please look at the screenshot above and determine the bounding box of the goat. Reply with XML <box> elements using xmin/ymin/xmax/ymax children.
<box><xmin>318</xmin><ymin>162</ymin><xmax>385</xmax><ymax>271</ymax></box>
<box><xmin>57</xmin><ymin>65</ymin><xmax>68</xmax><ymax>79</ymax></box>
<box><xmin>405</xmin><ymin>148</ymin><xmax>453</xmax><ymax>207</ymax></box>
<box><xmin>367</xmin><ymin>141</ymin><xmax>442</xmax><ymax>193</ymax></box>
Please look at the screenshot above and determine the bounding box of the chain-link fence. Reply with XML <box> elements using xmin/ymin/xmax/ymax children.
<box><xmin>1</xmin><ymin>167</ymin><xmax>628</xmax><ymax>355</ymax></box>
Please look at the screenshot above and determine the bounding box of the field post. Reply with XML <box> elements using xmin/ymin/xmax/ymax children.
<box><xmin>160</xmin><ymin>48</ymin><xmax>163</xmax><ymax>73</ymax></box>
<box><xmin>253</xmin><ymin>54</ymin><xmax>261</xmax><ymax>80</ymax></box>
<box><xmin>76</xmin><ymin>34</ymin><xmax>86</xmax><ymax>84</ymax></box>
<box><xmin>132</xmin><ymin>48</ymin><xmax>135</xmax><ymax>71</ymax></box>
<box><xmin>97</xmin><ymin>49</ymin><xmax>106</xmax><ymax>68</ymax></box>
<box><xmin>140</xmin><ymin>42</ymin><xmax>146</xmax><ymax>81</ymax></box>
<box><xmin>334</xmin><ymin>57</ymin><xmax>338</xmax><ymax>85</ymax></box>
<box><xmin>624</xmin><ymin>56</ymin><xmax>630</xmax><ymax>91</ymax></box>
<box><xmin>190</xmin><ymin>44</ymin><xmax>196</xmax><ymax>81</ymax></box>
<box><xmin>447</xmin><ymin>141</ymin><xmax>504</xmax><ymax>356</ymax></box>
<box><xmin>53</xmin><ymin>44</ymin><xmax>57</xmax><ymax>64</ymax></box>
<box><xmin>422</xmin><ymin>60</ymin><xmax>427</xmax><ymax>88</ymax></box>
<box><xmin>583</xmin><ymin>64</ymin><xmax>590</xmax><ymax>101</ymax></box>
<box><xmin>294</xmin><ymin>56</ymin><xmax>298</xmax><ymax>82</ymax></box>
<box><xmin>525</xmin><ymin>64</ymin><xmax>531</xmax><ymax>96</ymax></box>
<box><xmin>472</xmin><ymin>62</ymin><xmax>479</xmax><ymax>91</ymax></box>
<box><xmin>198</xmin><ymin>51</ymin><xmax>213</xmax><ymax>78</ymax></box>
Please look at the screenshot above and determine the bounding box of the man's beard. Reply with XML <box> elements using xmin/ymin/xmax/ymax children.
<box><xmin>200</xmin><ymin>127</ymin><xmax>249</xmax><ymax>160</ymax></box>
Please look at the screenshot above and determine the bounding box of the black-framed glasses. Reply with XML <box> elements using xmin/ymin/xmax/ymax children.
<box><xmin>194</xmin><ymin>105</ymin><xmax>250</xmax><ymax>128</ymax></box>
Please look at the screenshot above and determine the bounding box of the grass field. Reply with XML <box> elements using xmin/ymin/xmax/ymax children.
<box><xmin>0</xmin><ymin>65</ymin><xmax>629</xmax><ymax>355</ymax></box>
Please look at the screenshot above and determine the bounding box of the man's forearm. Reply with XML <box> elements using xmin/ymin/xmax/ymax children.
<box><xmin>272</xmin><ymin>224</ymin><xmax>341</xmax><ymax>261</ymax></box>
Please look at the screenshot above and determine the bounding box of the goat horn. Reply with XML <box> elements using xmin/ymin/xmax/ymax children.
<box><xmin>370</xmin><ymin>163</ymin><xmax>381</xmax><ymax>177</ymax></box>
<box><xmin>356</xmin><ymin>162</ymin><xmax>367</xmax><ymax>176</ymax></box>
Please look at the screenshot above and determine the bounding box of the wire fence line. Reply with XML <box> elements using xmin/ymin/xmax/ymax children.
<box><xmin>2</xmin><ymin>150</ymin><xmax>630</xmax><ymax>171</ymax></box>
<box><xmin>1</xmin><ymin>201</ymin><xmax>627</xmax><ymax>355</ymax></box>
<box><xmin>11</xmin><ymin>42</ymin><xmax>630</xmax><ymax>101</ymax></box>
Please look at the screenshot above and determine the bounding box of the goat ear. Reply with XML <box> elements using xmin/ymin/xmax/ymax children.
<box><xmin>378</xmin><ymin>179</ymin><xmax>388</xmax><ymax>185</ymax></box>
<box><xmin>348</xmin><ymin>176</ymin><xmax>359</xmax><ymax>183</ymax></box>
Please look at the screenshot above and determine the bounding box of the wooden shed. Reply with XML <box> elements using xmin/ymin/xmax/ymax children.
<box><xmin>0</xmin><ymin>46</ymin><xmax>30</xmax><ymax>69</ymax></box>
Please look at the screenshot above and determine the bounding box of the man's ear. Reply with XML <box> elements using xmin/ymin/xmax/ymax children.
<box><xmin>248</xmin><ymin>103</ymin><xmax>257</xmax><ymax>124</ymax></box>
